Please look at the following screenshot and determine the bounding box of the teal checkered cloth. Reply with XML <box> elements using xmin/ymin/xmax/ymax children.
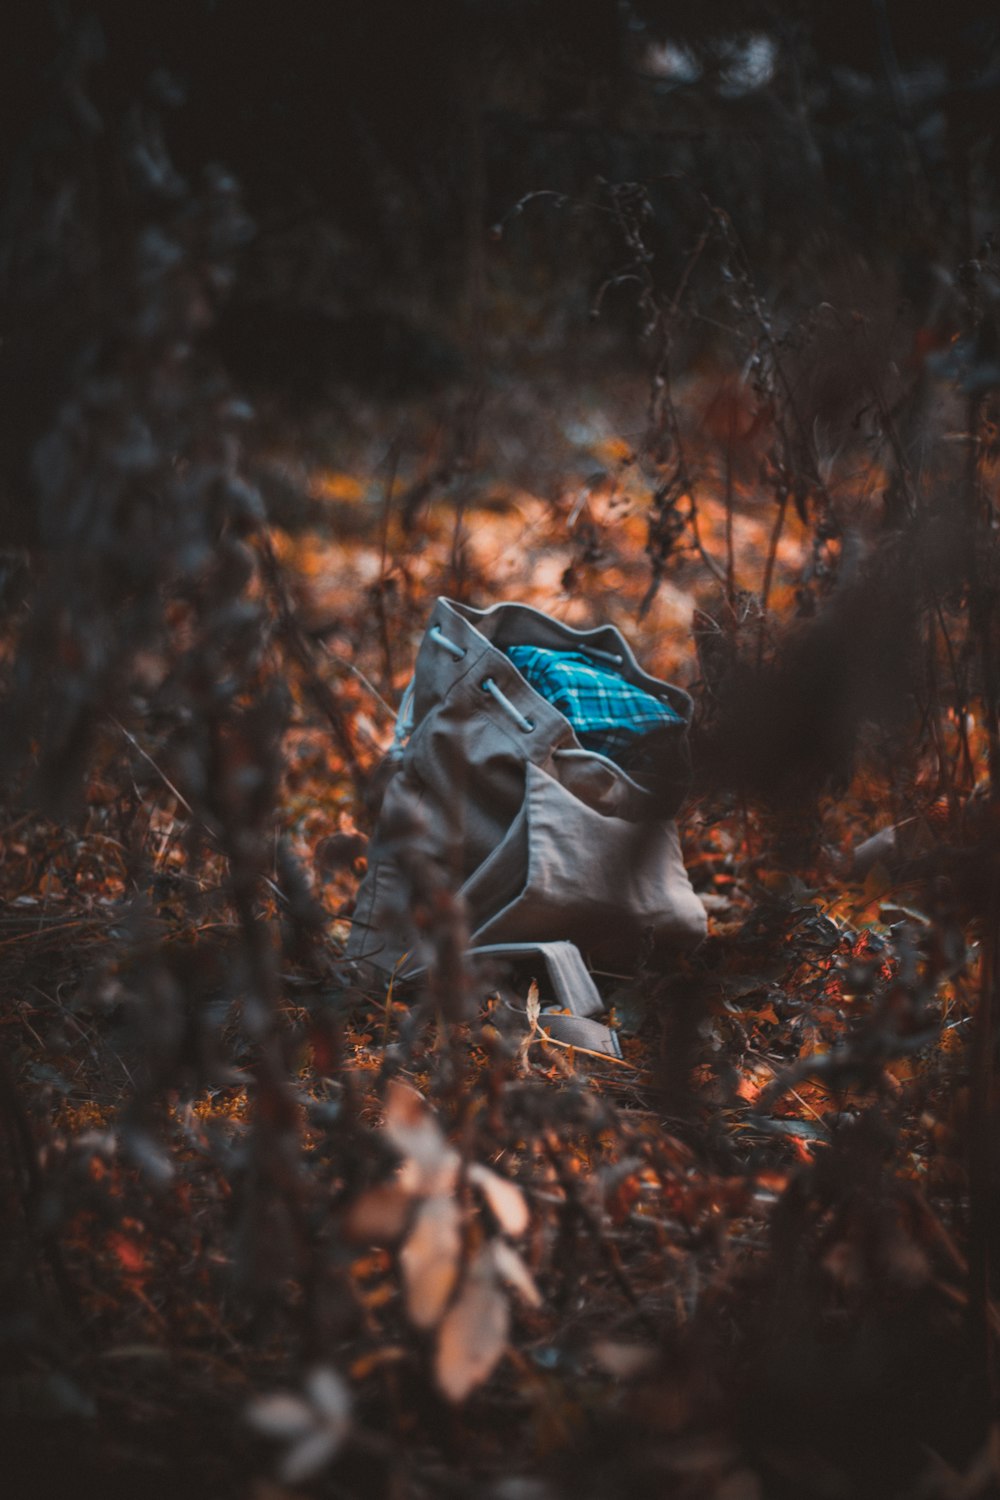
<box><xmin>506</xmin><ymin>645</ymin><xmax>682</xmax><ymax>762</ymax></box>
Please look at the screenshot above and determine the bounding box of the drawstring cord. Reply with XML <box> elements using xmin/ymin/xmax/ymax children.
<box><xmin>389</xmin><ymin>679</ymin><xmax>416</xmax><ymax>756</ymax></box>
<box><xmin>411</xmin><ymin>623</ymin><xmax>629</xmax><ymax>743</ymax></box>
<box><xmin>479</xmin><ymin>677</ymin><xmax>535</xmax><ymax>733</ymax></box>
<box><xmin>430</xmin><ymin>626</ymin><xmax>535</xmax><ymax>733</ymax></box>
<box><xmin>429</xmin><ymin>625</ymin><xmax>466</xmax><ymax>660</ymax></box>
<box><xmin>581</xmin><ymin>645</ymin><xmax>624</xmax><ymax>667</ymax></box>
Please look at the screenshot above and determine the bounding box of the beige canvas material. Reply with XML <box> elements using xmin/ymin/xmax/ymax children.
<box><xmin>346</xmin><ymin>597</ymin><xmax>707</xmax><ymax>980</ymax></box>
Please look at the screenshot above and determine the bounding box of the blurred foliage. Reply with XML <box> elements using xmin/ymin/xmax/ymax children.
<box><xmin>2</xmin><ymin>3</ymin><xmax>1000</xmax><ymax>1498</ymax></box>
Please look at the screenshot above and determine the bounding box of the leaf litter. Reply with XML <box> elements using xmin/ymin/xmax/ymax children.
<box><xmin>1</xmin><ymin>396</ymin><xmax>995</xmax><ymax>1499</ymax></box>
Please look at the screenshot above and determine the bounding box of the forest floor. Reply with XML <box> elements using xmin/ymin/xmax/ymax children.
<box><xmin>1</xmin><ymin>375</ymin><xmax>991</xmax><ymax>1500</ymax></box>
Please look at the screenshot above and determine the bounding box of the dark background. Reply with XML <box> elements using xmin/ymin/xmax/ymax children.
<box><xmin>1</xmin><ymin>0</ymin><xmax>998</xmax><ymax>540</ymax></box>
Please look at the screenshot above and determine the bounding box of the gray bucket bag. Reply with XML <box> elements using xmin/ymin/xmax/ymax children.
<box><xmin>346</xmin><ymin>598</ymin><xmax>707</xmax><ymax>1057</ymax></box>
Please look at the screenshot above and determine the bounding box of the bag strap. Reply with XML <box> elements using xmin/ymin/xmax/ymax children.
<box><xmin>468</xmin><ymin>941</ymin><xmax>605</xmax><ymax>1018</ymax></box>
<box><xmin>490</xmin><ymin>1000</ymin><xmax>623</xmax><ymax>1060</ymax></box>
<box><xmin>385</xmin><ymin>940</ymin><xmax>623</xmax><ymax>1059</ymax></box>
<box><xmin>525</xmin><ymin>1010</ymin><xmax>623</xmax><ymax>1059</ymax></box>
<box><xmin>468</xmin><ymin>942</ymin><xmax>623</xmax><ymax>1060</ymax></box>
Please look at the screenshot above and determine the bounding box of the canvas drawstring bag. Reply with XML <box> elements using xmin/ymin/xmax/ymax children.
<box><xmin>346</xmin><ymin>597</ymin><xmax>707</xmax><ymax>1056</ymax></box>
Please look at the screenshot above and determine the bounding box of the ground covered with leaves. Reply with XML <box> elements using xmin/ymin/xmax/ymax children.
<box><xmin>4</xmin><ymin>8</ymin><xmax>1000</xmax><ymax>1494</ymax></box>
<box><xmin>4</xmin><ymin>373</ymin><xmax>1000</xmax><ymax>1500</ymax></box>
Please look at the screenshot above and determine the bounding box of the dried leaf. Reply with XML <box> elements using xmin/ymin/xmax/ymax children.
<box><xmin>304</xmin><ymin>1366</ymin><xmax>351</xmax><ymax>1424</ymax></box>
<box><xmin>247</xmin><ymin>1367</ymin><xmax>351</xmax><ymax>1485</ymax></box>
<box><xmin>349</xmin><ymin>1347</ymin><xmax>405</xmax><ymax>1381</ymax></box>
<box><xmin>734</xmin><ymin>1070</ymin><xmax>767</xmax><ymax>1105</ymax></box>
<box><xmin>246</xmin><ymin>1394</ymin><xmax>315</xmax><ymax>1440</ymax></box>
<box><xmin>399</xmin><ymin>1148</ymin><xmax>460</xmax><ymax>1198</ymax></box>
<box><xmin>435</xmin><ymin>1248</ymin><xmax>510</xmax><ymax>1402</ymax></box>
<box><xmin>490</xmin><ymin>1239</ymin><xmax>542</xmax><ymax>1308</ymax></box>
<box><xmin>343</xmin><ymin>1181</ymin><xmax>412</xmax><ymax>1245</ymax></box>
<box><xmin>385</xmin><ymin>1081</ymin><xmax>460</xmax><ymax>1195</ymax></box>
<box><xmin>526</xmin><ymin>979</ymin><xmax>540</xmax><ymax>1030</ymax></box>
<box><xmin>400</xmin><ymin>1194</ymin><xmax>461</xmax><ymax>1329</ymax></box>
<box><xmin>383</xmin><ymin>1079</ymin><xmax>431</xmax><ymax>1137</ymax></box>
<box><xmin>518</xmin><ymin>980</ymin><xmax>543</xmax><ymax>1072</ymax></box>
<box><xmin>279</xmin><ymin>1428</ymin><xmax>343</xmax><ymax>1486</ymax></box>
<box><xmin>107</xmin><ymin>1232</ymin><xmax>147</xmax><ymax>1276</ymax></box>
<box><xmin>121</xmin><ymin>1126</ymin><xmax>175</xmax><ymax>1186</ymax></box>
<box><xmin>467</xmin><ymin>1162</ymin><xmax>530</xmax><ymax>1237</ymax></box>
<box><xmin>591</xmin><ymin>1340</ymin><xmax>657</xmax><ymax>1379</ymax></box>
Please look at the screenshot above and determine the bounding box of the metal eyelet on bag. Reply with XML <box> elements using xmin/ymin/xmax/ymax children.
<box><xmin>480</xmin><ymin>676</ymin><xmax>535</xmax><ymax>733</ymax></box>
<box><xmin>429</xmin><ymin>625</ymin><xmax>466</xmax><ymax>661</ymax></box>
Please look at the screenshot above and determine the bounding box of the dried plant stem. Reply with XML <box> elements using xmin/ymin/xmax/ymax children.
<box><xmin>757</xmin><ymin>491</ymin><xmax>788</xmax><ymax>668</ymax></box>
<box><xmin>687</xmin><ymin>494</ymin><xmax>727</xmax><ymax>586</ymax></box>
<box><xmin>724</xmin><ymin>439</ymin><xmax>737</xmax><ymax>608</ymax></box>
<box><xmin>966</xmin><ymin>383</ymin><xmax>999</xmax><ymax>1401</ymax></box>
<box><xmin>255</xmin><ymin>531</ymin><xmax>368</xmax><ymax>802</ymax></box>
<box><xmin>968</xmin><ymin>882</ymin><xmax>999</xmax><ymax>1397</ymax></box>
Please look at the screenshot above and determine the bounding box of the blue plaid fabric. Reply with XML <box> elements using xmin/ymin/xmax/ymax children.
<box><xmin>505</xmin><ymin>645</ymin><xmax>682</xmax><ymax>761</ymax></box>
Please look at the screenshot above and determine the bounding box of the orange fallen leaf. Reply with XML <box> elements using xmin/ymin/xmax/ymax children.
<box><xmin>400</xmin><ymin>1195</ymin><xmax>461</xmax><ymax>1329</ymax></box>
<box><xmin>107</xmin><ymin>1233</ymin><xmax>146</xmax><ymax>1276</ymax></box>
